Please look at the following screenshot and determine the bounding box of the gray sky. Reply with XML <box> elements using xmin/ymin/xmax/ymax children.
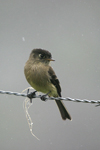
<box><xmin>0</xmin><ymin>0</ymin><xmax>100</xmax><ymax>150</ymax></box>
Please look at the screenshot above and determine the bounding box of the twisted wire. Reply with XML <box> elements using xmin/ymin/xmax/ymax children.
<box><xmin>0</xmin><ymin>90</ymin><xmax>100</xmax><ymax>106</ymax></box>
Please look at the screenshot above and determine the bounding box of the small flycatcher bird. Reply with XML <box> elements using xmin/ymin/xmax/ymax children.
<box><xmin>24</xmin><ymin>48</ymin><xmax>71</xmax><ymax>120</ymax></box>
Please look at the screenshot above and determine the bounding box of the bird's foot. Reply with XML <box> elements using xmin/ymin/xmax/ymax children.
<box><xmin>40</xmin><ymin>91</ymin><xmax>51</xmax><ymax>101</ymax></box>
<box><xmin>27</xmin><ymin>89</ymin><xmax>37</xmax><ymax>103</ymax></box>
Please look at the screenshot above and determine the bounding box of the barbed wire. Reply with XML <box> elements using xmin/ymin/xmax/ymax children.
<box><xmin>0</xmin><ymin>90</ymin><xmax>100</xmax><ymax>106</ymax></box>
<box><xmin>1</xmin><ymin>89</ymin><xmax>100</xmax><ymax>140</ymax></box>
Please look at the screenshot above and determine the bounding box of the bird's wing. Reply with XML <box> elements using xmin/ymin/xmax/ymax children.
<box><xmin>48</xmin><ymin>66</ymin><xmax>61</xmax><ymax>97</ymax></box>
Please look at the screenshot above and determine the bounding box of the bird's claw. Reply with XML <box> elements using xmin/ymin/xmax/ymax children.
<box><xmin>40</xmin><ymin>91</ymin><xmax>51</xmax><ymax>101</ymax></box>
<box><xmin>40</xmin><ymin>94</ymin><xmax>48</xmax><ymax>101</ymax></box>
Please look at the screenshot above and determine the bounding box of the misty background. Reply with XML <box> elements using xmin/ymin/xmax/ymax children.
<box><xmin>0</xmin><ymin>0</ymin><xmax>100</xmax><ymax>150</ymax></box>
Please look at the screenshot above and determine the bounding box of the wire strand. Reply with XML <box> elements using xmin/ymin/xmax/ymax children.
<box><xmin>0</xmin><ymin>90</ymin><xmax>100</xmax><ymax>106</ymax></box>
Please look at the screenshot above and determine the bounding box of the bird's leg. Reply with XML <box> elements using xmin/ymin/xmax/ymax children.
<box><xmin>27</xmin><ymin>89</ymin><xmax>37</xmax><ymax>103</ymax></box>
<box><xmin>41</xmin><ymin>91</ymin><xmax>51</xmax><ymax>101</ymax></box>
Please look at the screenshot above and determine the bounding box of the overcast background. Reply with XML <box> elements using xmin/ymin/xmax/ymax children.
<box><xmin>0</xmin><ymin>0</ymin><xmax>100</xmax><ymax>150</ymax></box>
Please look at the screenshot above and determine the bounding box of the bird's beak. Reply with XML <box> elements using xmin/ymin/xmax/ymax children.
<box><xmin>45</xmin><ymin>58</ymin><xmax>55</xmax><ymax>61</ymax></box>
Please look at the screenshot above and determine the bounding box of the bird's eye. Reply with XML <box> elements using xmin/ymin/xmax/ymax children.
<box><xmin>39</xmin><ymin>54</ymin><xmax>45</xmax><ymax>59</ymax></box>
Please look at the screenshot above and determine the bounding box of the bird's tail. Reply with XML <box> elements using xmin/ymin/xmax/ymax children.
<box><xmin>55</xmin><ymin>100</ymin><xmax>72</xmax><ymax>120</ymax></box>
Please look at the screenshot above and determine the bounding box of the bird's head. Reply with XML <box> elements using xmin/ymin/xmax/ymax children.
<box><xmin>29</xmin><ymin>48</ymin><xmax>55</xmax><ymax>64</ymax></box>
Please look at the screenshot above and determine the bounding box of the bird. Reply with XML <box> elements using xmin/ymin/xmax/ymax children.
<box><xmin>24</xmin><ymin>48</ymin><xmax>71</xmax><ymax>120</ymax></box>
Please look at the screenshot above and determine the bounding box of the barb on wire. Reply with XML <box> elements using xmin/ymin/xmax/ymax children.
<box><xmin>0</xmin><ymin>90</ymin><xmax>100</xmax><ymax>106</ymax></box>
